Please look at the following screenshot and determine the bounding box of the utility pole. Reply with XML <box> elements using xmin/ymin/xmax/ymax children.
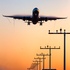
<box><xmin>49</xmin><ymin>28</ymin><xmax>70</xmax><ymax>70</ymax></box>
<box><xmin>34</xmin><ymin>57</ymin><xmax>45</xmax><ymax>70</ymax></box>
<box><xmin>40</xmin><ymin>45</ymin><xmax>60</xmax><ymax>70</ymax></box>
<box><xmin>36</xmin><ymin>53</ymin><xmax>49</xmax><ymax>70</ymax></box>
<box><xmin>33</xmin><ymin>60</ymin><xmax>42</xmax><ymax>70</ymax></box>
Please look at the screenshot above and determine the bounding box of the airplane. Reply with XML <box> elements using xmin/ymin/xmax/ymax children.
<box><xmin>3</xmin><ymin>7</ymin><xmax>67</xmax><ymax>25</ymax></box>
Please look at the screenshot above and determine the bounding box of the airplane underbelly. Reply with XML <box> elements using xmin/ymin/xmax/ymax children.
<box><xmin>32</xmin><ymin>17</ymin><xmax>38</xmax><ymax>24</ymax></box>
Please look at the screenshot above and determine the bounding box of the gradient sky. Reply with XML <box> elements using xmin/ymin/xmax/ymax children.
<box><xmin>0</xmin><ymin>0</ymin><xmax>70</xmax><ymax>70</ymax></box>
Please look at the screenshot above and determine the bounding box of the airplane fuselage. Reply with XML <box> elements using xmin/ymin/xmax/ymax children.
<box><xmin>32</xmin><ymin>8</ymin><xmax>39</xmax><ymax>24</ymax></box>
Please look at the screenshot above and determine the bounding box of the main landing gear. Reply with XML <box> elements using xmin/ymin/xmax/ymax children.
<box><xmin>28</xmin><ymin>22</ymin><xmax>30</xmax><ymax>25</ymax></box>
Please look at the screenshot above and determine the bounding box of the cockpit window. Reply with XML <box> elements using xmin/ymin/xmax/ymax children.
<box><xmin>33</xmin><ymin>8</ymin><xmax>39</xmax><ymax>12</ymax></box>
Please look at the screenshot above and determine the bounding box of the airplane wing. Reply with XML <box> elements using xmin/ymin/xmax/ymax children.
<box><xmin>39</xmin><ymin>16</ymin><xmax>67</xmax><ymax>21</ymax></box>
<box><xmin>3</xmin><ymin>15</ymin><xmax>32</xmax><ymax>21</ymax></box>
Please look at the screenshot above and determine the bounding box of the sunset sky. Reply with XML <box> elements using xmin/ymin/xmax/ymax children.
<box><xmin>0</xmin><ymin>0</ymin><xmax>70</xmax><ymax>70</ymax></box>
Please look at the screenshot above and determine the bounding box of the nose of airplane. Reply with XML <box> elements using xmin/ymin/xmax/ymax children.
<box><xmin>32</xmin><ymin>7</ymin><xmax>39</xmax><ymax>17</ymax></box>
<box><xmin>33</xmin><ymin>7</ymin><xmax>39</xmax><ymax>13</ymax></box>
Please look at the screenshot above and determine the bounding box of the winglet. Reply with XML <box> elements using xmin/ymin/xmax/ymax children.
<box><xmin>2</xmin><ymin>14</ymin><xmax>5</xmax><ymax>17</ymax></box>
<box><xmin>58</xmin><ymin>17</ymin><xmax>67</xmax><ymax>19</ymax></box>
<box><xmin>2</xmin><ymin>15</ymin><xmax>9</xmax><ymax>17</ymax></box>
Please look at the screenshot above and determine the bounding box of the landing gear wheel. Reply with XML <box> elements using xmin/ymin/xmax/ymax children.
<box><xmin>40</xmin><ymin>22</ymin><xmax>42</xmax><ymax>25</ymax></box>
<box><xmin>28</xmin><ymin>22</ymin><xmax>30</xmax><ymax>25</ymax></box>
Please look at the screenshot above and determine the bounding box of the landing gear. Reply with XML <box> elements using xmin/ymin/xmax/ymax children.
<box><xmin>40</xmin><ymin>21</ymin><xmax>42</xmax><ymax>25</ymax></box>
<box><xmin>28</xmin><ymin>22</ymin><xmax>30</xmax><ymax>25</ymax></box>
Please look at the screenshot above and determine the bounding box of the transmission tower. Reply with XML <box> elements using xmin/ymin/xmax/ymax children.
<box><xmin>33</xmin><ymin>60</ymin><xmax>42</xmax><ymax>70</ymax></box>
<box><xmin>49</xmin><ymin>28</ymin><xmax>70</xmax><ymax>70</ymax></box>
<box><xmin>40</xmin><ymin>45</ymin><xmax>60</xmax><ymax>70</ymax></box>
<box><xmin>34</xmin><ymin>57</ymin><xmax>45</xmax><ymax>70</ymax></box>
<box><xmin>36</xmin><ymin>53</ymin><xmax>49</xmax><ymax>70</ymax></box>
